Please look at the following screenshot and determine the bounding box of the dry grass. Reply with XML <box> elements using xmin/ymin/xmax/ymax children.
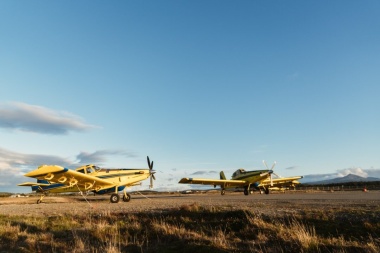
<box><xmin>0</xmin><ymin>203</ymin><xmax>379</xmax><ymax>253</ymax></box>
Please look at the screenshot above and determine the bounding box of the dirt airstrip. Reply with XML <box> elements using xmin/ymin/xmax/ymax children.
<box><xmin>1</xmin><ymin>191</ymin><xmax>379</xmax><ymax>217</ymax></box>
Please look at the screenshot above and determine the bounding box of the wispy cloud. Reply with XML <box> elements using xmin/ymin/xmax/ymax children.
<box><xmin>0</xmin><ymin>102</ymin><xmax>98</xmax><ymax>135</ymax></box>
<box><xmin>76</xmin><ymin>150</ymin><xmax>136</xmax><ymax>164</ymax></box>
<box><xmin>191</xmin><ymin>170</ymin><xmax>218</xmax><ymax>175</ymax></box>
<box><xmin>284</xmin><ymin>166</ymin><xmax>298</xmax><ymax>170</ymax></box>
<box><xmin>287</xmin><ymin>72</ymin><xmax>300</xmax><ymax>80</ymax></box>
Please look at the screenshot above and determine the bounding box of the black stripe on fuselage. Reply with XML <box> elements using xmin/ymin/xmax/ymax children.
<box><xmin>232</xmin><ymin>170</ymin><xmax>268</xmax><ymax>180</ymax></box>
<box><xmin>97</xmin><ymin>171</ymin><xmax>147</xmax><ymax>179</ymax></box>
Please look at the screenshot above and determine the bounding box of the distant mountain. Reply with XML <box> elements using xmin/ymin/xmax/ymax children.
<box><xmin>304</xmin><ymin>174</ymin><xmax>380</xmax><ymax>185</ymax></box>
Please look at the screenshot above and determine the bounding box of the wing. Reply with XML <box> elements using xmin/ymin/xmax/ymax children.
<box><xmin>18</xmin><ymin>182</ymin><xmax>51</xmax><ymax>187</ymax></box>
<box><xmin>259</xmin><ymin>176</ymin><xmax>303</xmax><ymax>187</ymax></box>
<box><xmin>178</xmin><ymin>178</ymin><xmax>247</xmax><ymax>187</ymax></box>
<box><xmin>23</xmin><ymin>165</ymin><xmax>114</xmax><ymax>191</ymax></box>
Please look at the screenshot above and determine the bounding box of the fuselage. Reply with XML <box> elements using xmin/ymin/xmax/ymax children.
<box><xmin>231</xmin><ymin>168</ymin><xmax>273</xmax><ymax>188</ymax></box>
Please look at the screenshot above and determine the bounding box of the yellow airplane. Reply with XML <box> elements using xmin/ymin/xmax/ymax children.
<box><xmin>178</xmin><ymin>162</ymin><xmax>276</xmax><ymax>196</ymax></box>
<box><xmin>18</xmin><ymin>156</ymin><xmax>156</xmax><ymax>204</ymax></box>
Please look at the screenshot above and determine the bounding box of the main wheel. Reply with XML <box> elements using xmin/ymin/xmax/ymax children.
<box><xmin>265</xmin><ymin>188</ymin><xmax>270</xmax><ymax>194</ymax></box>
<box><xmin>221</xmin><ymin>189</ymin><xmax>225</xmax><ymax>195</ymax></box>
<box><xmin>244</xmin><ymin>189</ymin><xmax>249</xmax><ymax>195</ymax></box>
<box><xmin>123</xmin><ymin>193</ymin><xmax>131</xmax><ymax>202</ymax></box>
<box><xmin>110</xmin><ymin>193</ymin><xmax>120</xmax><ymax>203</ymax></box>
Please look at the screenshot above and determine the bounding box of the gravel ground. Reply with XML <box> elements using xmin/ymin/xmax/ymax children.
<box><xmin>1</xmin><ymin>191</ymin><xmax>379</xmax><ymax>217</ymax></box>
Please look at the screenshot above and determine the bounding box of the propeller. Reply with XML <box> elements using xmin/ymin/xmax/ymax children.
<box><xmin>263</xmin><ymin>160</ymin><xmax>276</xmax><ymax>187</ymax></box>
<box><xmin>147</xmin><ymin>156</ymin><xmax>156</xmax><ymax>189</ymax></box>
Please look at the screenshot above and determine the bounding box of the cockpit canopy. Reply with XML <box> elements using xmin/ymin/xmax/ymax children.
<box><xmin>76</xmin><ymin>165</ymin><xmax>99</xmax><ymax>174</ymax></box>
<box><xmin>232</xmin><ymin>168</ymin><xmax>246</xmax><ymax>178</ymax></box>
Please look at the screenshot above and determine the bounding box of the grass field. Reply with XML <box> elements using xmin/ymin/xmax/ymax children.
<box><xmin>1</xmin><ymin>200</ymin><xmax>379</xmax><ymax>253</ymax></box>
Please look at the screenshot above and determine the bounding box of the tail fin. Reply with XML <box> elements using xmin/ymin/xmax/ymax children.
<box><xmin>220</xmin><ymin>171</ymin><xmax>226</xmax><ymax>180</ymax></box>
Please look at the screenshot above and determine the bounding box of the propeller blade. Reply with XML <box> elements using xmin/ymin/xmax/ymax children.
<box><xmin>271</xmin><ymin>161</ymin><xmax>277</xmax><ymax>171</ymax></box>
<box><xmin>263</xmin><ymin>160</ymin><xmax>269</xmax><ymax>170</ymax></box>
<box><xmin>147</xmin><ymin>156</ymin><xmax>155</xmax><ymax>188</ymax></box>
<box><xmin>147</xmin><ymin>156</ymin><xmax>152</xmax><ymax>170</ymax></box>
<box><xmin>270</xmin><ymin>173</ymin><xmax>273</xmax><ymax>186</ymax></box>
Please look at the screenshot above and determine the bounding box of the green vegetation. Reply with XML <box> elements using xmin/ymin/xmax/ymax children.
<box><xmin>0</xmin><ymin>203</ymin><xmax>379</xmax><ymax>253</ymax></box>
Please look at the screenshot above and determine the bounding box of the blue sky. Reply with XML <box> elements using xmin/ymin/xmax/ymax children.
<box><xmin>1</xmin><ymin>1</ymin><xmax>379</xmax><ymax>193</ymax></box>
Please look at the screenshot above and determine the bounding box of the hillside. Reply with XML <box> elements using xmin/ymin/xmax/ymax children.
<box><xmin>304</xmin><ymin>174</ymin><xmax>380</xmax><ymax>185</ymax></box>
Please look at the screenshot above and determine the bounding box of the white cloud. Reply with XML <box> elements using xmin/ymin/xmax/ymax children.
<box><xmin>302</xmin><ymin>167</ymin><xmax>380</xmax><ymax>183</ymax></box>
<box><xmin>366</xmin><ymin>168</ymin><xmax>380</xmax><ymax>178</ymax></box>
<box><xmin>0</xmin><ymin>147</ymin><xmax>71</xmax><ymax>172</ymax></box>
<box><xmin>0</xmin><ymin>101</ymin><xmax>99</xmax><ymax>135</ymax></box>
<box><xmin>336</xmin><ymin>167</ymin><xmax>368</xmax><ymax>178</ymax></box>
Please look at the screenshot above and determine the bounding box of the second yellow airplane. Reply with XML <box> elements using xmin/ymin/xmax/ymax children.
<box><xmin>179</xmin><ymin>161</ymin><xmax>303</xmax><ymax>195</ymax></box>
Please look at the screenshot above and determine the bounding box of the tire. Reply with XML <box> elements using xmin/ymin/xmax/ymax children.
<box><xmin>110</xmin><ymin>193</ymin><xmax>120</xmax><ymax>203</ymax></box>
<box><xmin>244</xmin><ymin>189</ymin><xmax>249</xmax><ymax>195</ymax></box>
<box><xmin>221</xmin><ymin>189</ymin><xmax>225</xmax><ymax>195</ymax></box>
<box><xmin>265</xmin><ymin>188</ymin><xmax>270</xmax><ymax>194</ymax></box>
<box><xmin>123</xmin><ymin>193</ymin><xmax>131</xmax><ymax>202</ymax></box>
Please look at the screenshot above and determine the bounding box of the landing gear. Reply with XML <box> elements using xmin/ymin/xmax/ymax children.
<box><xmin>122</xmin><ymin>187</ymin><xmax>131</xmax><ymax>202</ymax></box>
<box><xmin>110</xmin><ymin>188</ymin><xmax>132</xmax><ymax>203</ymax></box>
<box><xmin>244</xmin><ymin>188</ymin><xmax>249</xmax><ymax>195</ymax></box>
<box><xmin>110</xmin><ymin>193</ymin><xmax>120</xmax><ymax>203</ymax></box>
<box><xmin>221</xmin><ymin>189</ymin><xmax>226</xmax><ymax>195</ymax></box>
<box><xmin>123</xmin><ymin>193</ymin><xmax>131</xmax><ymax>202</ymax></box>
<box><xmin>264</xmin><ymin>188</ymin><xmax>270</xmax><ymax>194</ymax></box>
<box><xmin>36</xmin><ymin>193</ymin><xmax>47</xmax><ymax>204</ymax></box>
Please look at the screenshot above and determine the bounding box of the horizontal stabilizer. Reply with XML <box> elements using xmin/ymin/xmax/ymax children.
<box><xmin>18</xmin><ymin>182</ymin><xmax>50</xmax><ymax>187</ymax></box>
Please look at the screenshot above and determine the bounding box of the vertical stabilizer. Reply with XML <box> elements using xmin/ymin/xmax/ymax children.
<box><xmin>220</xmin><ymin>171</ymin><xmax>226</xmax><ymax>180</ymax></box>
